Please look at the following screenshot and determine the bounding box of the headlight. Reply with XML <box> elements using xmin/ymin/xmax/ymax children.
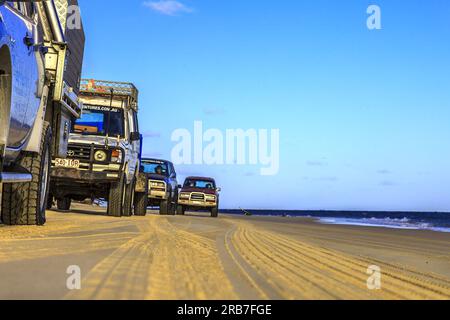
<box><xmin>179</xmin><ymin>193</ymin><xmax>190</xmax><ymax>199</ymax></box>
<box><xmin>111</xmin><ymin>149</ymin><xmax>122</xmax><ymax>163</ymax></box>
<box><xmin>94</xmin><ymin>150</ymin><xmax>107</xmax><ymax>162</ymax></box>
<box><xmin>205</xmin><ymin>195</ymin><xmax>216</xmax><ymax>201</ymax></box>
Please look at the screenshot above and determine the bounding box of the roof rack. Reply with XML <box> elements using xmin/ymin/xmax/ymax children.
<box><xmin>80</xmin><ymin>79</ymin><xmax>138</xmax><ymax>105</ymax></box>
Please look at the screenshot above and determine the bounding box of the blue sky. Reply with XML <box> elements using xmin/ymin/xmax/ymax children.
<box><xmin>79</xmin><ymin>0</ymin><xmax>450</xmax><ymax>211</ymax></box>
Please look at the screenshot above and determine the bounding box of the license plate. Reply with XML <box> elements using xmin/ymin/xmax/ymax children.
<box><xmin>55</xmin><ymin>158</ymin><xmax>80</xmax><ymax>169</ymax></box>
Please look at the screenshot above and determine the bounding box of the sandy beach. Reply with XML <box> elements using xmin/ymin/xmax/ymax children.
<box><xmin>0</xmin><ymin>204</ymin><xmax>449</xmax><ymax>300</ymax></box>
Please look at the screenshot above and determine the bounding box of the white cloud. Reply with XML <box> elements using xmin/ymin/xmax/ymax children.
<box><xmin>143</xmin><ymin>1</ymin><xmax>193</xmax><ymax>16</ymax></box>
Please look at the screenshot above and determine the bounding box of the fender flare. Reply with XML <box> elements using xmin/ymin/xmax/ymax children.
<box><xmin>0</xmin><ymin>41</ymin><xmax>12</xmax><ymax>148</ymax></box>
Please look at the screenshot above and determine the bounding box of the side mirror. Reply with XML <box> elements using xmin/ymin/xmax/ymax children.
<box><xmin>178</xmin><ymin>185</ymin><xmax>182</xmax><ymax>189</ymax></box>
<box><xmin>216</xmin><ymin>187</ymin><xmax>221</xmax><ymax>192</ymax></box>
<box><xmin>170</xmin><ymin>172</ymin><xmax>177</xmax><ymax>179</ymax></box>
<box><xmin>130</xmin><ymin>132</ymin><xmax>140</xmax><ymax>142</ymax></box>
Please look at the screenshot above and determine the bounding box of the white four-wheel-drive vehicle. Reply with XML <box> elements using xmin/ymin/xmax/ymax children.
<box><xmin>0</xmin><ymin>0</ymin><xmax>85</xmax><ymax>225</ymax></box>
<box><xmin>49</xmin><ymin>79</ymin><xmax>145</xmax><ymax>217</ymax></box>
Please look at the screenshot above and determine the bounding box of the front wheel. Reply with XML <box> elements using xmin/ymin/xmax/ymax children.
<box><xmin>122</xmin><ymin>177</ymin><xmax>135</xmax><ymax>217</ymax></box>
<box><xmin>211</xmin><ymin>206</ymin><xmax>219</xmax><ymax>218</ymax></box>
<box><xmin>107</xmin><ymin>174</ymin><xmax>125</xmax><ymax>217</ymax></box>
<box><xmin>134</xmin><ymin>192</ymin><xmax>148</xmax><ymax>216</ymax></box>
<box><xmin>159</xmin><ymin>199</ymin><xmax>169</xmax><ymax>215</ymax></box>
<box><xmin>1</xmin><ymin>122</ymin><xmax>52</xmax><ymax>225</ymax></box>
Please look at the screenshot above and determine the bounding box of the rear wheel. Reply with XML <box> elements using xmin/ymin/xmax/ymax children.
<box><xmin>168</xmin><ymin>197</ymin><xmax>176</xmax><ymax>215</ymax></box>
<box><xmin>176</xmin><ymin>205</ymin><xmax>185</xmax><ymax>215</ymax></box>
<box><xmin>134</xmin><ymin>192</ymin><xmax>148</xmax><ymax>216</ymax></box>
<box><xmin>159</xmin><ymin>199</ymin><xmax>169</xmax><ymax>215</ymax></box>
<box><xmin>107</xmin><ymin>173</ymin><xmax>125</xmax><ymax>217</ymax></box>
<box><xmin>47</xmin><ymin>195</ymin><xmax>53</xmax><ymax>210</ymax></box>
<box><xmin>122</xmin><ymin>177</ymin><xmax>135</xmax><ymax>217</ymax></box>
<box><xmin>1</xmin><ymin>122</ymin><xmax>52</xmax><ymax>225</ymax></box>
<box><xmin>57</xmin><ymin>197</ymin><xmax>71</xmax><ymax>211</ymax></box>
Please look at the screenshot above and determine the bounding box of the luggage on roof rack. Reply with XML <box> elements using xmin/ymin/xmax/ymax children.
<box><xmin>79</xmin><ymin>79</ymin><xmax>139</xmax><ymax>110</ymax></box>
<box><xmin>80</xmin><ymin>79</ymin><xmax>138</xmax><ymax>100</ymax></box>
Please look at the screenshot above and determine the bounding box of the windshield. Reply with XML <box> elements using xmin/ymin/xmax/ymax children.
<box><xmin>184</xmin><ymin>179</ymin><xmax>216</xmax><ymax>190</ymax></box>
<box><xmin>72</xmin><ymin>105</ymin><xmax>124</xmax><ymax>137</ymax></box>
<box><xmin>141</xmin><ymin>160</ymin><xmax>169</xmax><ymax>176</ymax></box>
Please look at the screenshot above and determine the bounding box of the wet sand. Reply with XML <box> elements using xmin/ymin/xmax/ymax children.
<box><xmin>0</xmin><ymin>204</ymin><xmax>449</xmax><ymax>300</ymax></box>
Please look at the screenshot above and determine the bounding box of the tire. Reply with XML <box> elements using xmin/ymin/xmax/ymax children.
<box><xmin>211</xmin><ymin>206</ymin><xmax>219</xmax><ymax>218</ymax></box>
<box><xmin>168</xmin><ymin>197</ymin><xmax>176</xmax><ymax>215</ymax></box>
<box><xmin>176</xmin><ymin>205</ymin><xmax>185</xmax><ymax>215</ymax></box>
<box><xmin>159</xmin><ymin>199</ymin><xmax>169</xmax><ymax>215</ymax></box>
<box><xmin>57</xmin><ymin>197</ymin><xmax>71</xmax><ymax>211</ymax></box>
<box><xmin>47</xmin><ymin>195</ymin><xmax>53</xmax><ymax>210</ymax></box>
<box><xmin>1</xmin><ymin>122</ymin><xmax>52</xmax><ymax>225</ymax></box>
<box><xmin>122</xmin><ymin>177</ymin><xmax>135</xmax><ymax>217</ymax></box>
<box><xmin>134</xmin><ymin>192</ymin><xmax>147</xmax><ymax>216</ymax></box>
<box><xmin>107</xmin><ymin>173</ymin><xmax>125</xmax><ymax>217</ymax></box>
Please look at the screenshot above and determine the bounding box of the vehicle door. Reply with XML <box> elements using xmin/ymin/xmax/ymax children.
<box><xmin>127</xmin><ymin>108</ymin><xmax>140</xmax><ymax>179</ymax></box>
<box><xmin>2</xmin><ymin>2</ymin><xmax>40</xmax><ymax>148</ymax></box>
<box><xmin>169</xmin><ymin>162</ymin><xmax>178</xmax><ymax>199</ymax></box>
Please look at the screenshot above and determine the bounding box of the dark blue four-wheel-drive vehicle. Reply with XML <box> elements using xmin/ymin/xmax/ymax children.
<box><xmin>0</xmin><ymin>0</ymin><xmax>85</xmax><ymax>225</ymax></box>
<box><xmin>140</xmin><ymin>158</ymin><xmax>179</xmax><ymax>215</ymax></box>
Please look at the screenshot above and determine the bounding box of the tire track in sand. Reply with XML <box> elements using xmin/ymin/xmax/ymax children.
<box><xmin>226</xmin><ymin>220</ymin><xmax>450</xmax><ymax>300</ymax></box>
<box><xmin>65</xmin><ymin>218</ymin><xmax>156</xmax><ymax>300</ymax></box>
<box><xmin>146</xmin><ymin>218</ymin><xmax>237</xmax><ymax>300</ymax></box>
<box><xmin>66</xmin><ymin>216</ymin><xmax>237</xmax><ymax>300</ymax></box>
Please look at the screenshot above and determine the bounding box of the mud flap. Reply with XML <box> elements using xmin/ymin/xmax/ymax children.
<box><xmin>23</xmin><ymin>86</ymin><xmax>49</xmax><ymax>153</ymax></box>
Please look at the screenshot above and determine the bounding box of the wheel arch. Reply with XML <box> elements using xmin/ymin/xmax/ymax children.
<box><xmin>0</xmin><ymin>44</ymin><xmax>12</xmax><ymax>147</ymax></box>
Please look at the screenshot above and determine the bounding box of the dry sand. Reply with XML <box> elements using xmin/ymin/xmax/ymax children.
<box><xmin>0</xmin><ymin>204</ymin><xmax>449</xmax><ymax>300</ymax></box>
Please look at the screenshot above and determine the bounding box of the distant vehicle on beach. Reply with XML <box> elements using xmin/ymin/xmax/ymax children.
<box><xmin>141</xmin><ymin>158</ymin><xmax>179</xmax><ymax>215</ymax></box>
<box><xmin>177</xmin><ymin>177</ymin><xmax>221</xmax><ymax>218</ymax></box>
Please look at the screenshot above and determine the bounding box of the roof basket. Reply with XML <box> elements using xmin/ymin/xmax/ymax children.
<box><xmin>80</xmin><ymin>79</ymin><xmax>139</xmax><ymax>105</ymax></box>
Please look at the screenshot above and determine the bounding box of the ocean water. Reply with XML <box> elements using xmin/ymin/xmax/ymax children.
<box><xmin>221</xmin><ymin>209</ymin><xmax>450</xmax><ymax>233</ymax></box>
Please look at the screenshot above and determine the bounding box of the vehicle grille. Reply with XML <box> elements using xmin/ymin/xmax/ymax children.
<box><xmin>150</xmin><ymin>180</ymin><xmax>166</xmax><ymax>191</ymax></box>
<box><xmin>67</xmin><ymin>145</ymin><xmax>92</xmax><ymax>160</ymax></box>
<box><xmin>191</xmin><ymin>193</ymin><xmax>205</xmax><ymax>201</ymax></box>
